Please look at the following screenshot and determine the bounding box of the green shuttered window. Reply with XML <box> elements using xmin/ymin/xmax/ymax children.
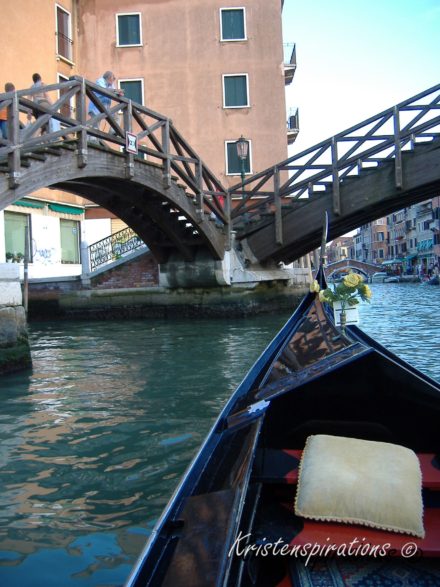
<box><xmin>120</xmin><ymin>80</ymin><xmax>143</xmax><ymax>105</ymax></box>
<box><xmin>60</xmin><ymin>219</ymin><xmax>80</xmax><ymax>264</ymax></box>
<box><xmin>117</xmin><ymin>14</ymin><xmax>141</xmax><ymax>46</ymax></box>
<box><xmin>223</xmin><ymin>75</ymin><xmax>249</xmax><ymax>108</ymax></box>
<box><xmin>226</xmin><ymin>141</ymin><xmax>251</xmax><ymax>175</ymax></box>
<box><xmin>221</xmin><ymin>8</ymin><xmax>246</xmax><ymax>41</ymax></box>
<box><xmin>4</xmin><ymin>212</ymin><xmax>31</xmax><ymax>261</ymax></box>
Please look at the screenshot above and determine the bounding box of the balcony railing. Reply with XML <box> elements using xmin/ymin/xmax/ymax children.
<box><xmin>283</xmin><ymin>43</ymin><xmax>297</xmax><ymax>85</ymax></box>
<box><xmin>56</xmin><ymin>32</ymin><xmax>73</xmax><ymax>62</ymax></box>
<box><xmin>287</xmin><ymin>108</ymin><xmax>299</xmax><ymax>144</ymax></box>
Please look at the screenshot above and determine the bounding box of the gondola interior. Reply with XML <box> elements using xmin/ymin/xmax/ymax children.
<box><xmin>126</xmin><ymin>291</ymin><xmax>440</xmax><ymax>587</ymax></box>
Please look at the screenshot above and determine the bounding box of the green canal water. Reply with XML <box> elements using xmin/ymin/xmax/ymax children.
<box><xmin>0</xmin><ymin>283</ymin><xmax>439</xmax><ymax>586</ymax></box>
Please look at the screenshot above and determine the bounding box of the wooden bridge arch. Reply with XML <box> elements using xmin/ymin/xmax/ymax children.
<box><xmin>0</xmin><ymin>76</ymin><xmax>228</xmax><ymax>263</ymax></box>
<box><xmin>0</xmin><ymin>145</ymin><xmax>226</xmax><ymax>263</ymax></box>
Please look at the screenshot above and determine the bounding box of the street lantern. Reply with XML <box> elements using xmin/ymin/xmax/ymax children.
<box><xmin>236</xmin><ymin>135</ymin><xmax>249</xmax><ymax>186</ymax></box>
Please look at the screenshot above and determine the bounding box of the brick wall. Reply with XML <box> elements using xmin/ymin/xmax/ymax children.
<box><xmin>91</xmin><ymin>252</ymin><xmax>159</xmax><ymax>289</ymax></box>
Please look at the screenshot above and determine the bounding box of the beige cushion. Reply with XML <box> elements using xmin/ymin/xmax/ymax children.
<box><xmin>294</xmin><ymin>434</ymin><xmax>424</xmax><ymax>538</ymax></box>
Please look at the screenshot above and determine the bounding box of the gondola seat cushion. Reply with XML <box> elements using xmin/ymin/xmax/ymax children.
<box><xmin>294</xmin><ymin>434</ymin><xmax>425</xmax><ymax>538</ymax></box>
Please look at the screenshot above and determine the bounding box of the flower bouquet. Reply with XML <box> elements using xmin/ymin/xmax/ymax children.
<box><xmin>310</xmin><ymin>273</ymin><xmax>372</xmax><ymax>334</ymax></box>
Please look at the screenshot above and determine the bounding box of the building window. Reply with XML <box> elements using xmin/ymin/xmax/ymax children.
<box><xmin>119</xmin><ymin>79</ymin><xmax>144</xmax><ymax>105</ymax></box>
<box><xmin>225</xmin><ymin>140</ymin><xmax>252</xmax><ymax>175</ymax></box>
<box><xmin>60</xmin><ymin>219</ymin><xmax>80</xmax><ymax>264</ymax></box>
<box><xmin>223</xmin><ymin>74</ymin><xmax>249</xmax><ymax>108</ymax></box>
<box><xmin>220</xmin><ymin>8</ymin><xmax>246</xmax><ymax>41</ymax></box>
<box><xmin>56</xmin><ymin>4</ymin><xmax>73</xmax><ymax>61</ymax></box>
<box><xmin>4</xmin><ymin>212</ymin><xmax>31</xmax><ymax>262</ymax></box>
<box><xmin>116</xmin><ymin>13</ymin><xmax>142</xmax><ymax>47</ymax></box>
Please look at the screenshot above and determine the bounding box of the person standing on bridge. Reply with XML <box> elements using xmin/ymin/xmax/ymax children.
<box><xmin>27</xmin><ymin>73</ymin><xmax>52</xmax><ymax>131</ymax></box>
<box><xmin>0</xmin><ymin>82</ymin><xmax>15</xmax><ymax>140</ymax></box>
<box><xmin>88</xmin><ymin>71</ymin><xmax>124</xmax><ymax>134</ymax></box>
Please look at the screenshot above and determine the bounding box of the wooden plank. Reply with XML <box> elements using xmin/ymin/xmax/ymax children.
<box><xmin>331</xmin><ymin>137</ymin><xmax>340</xmax><ymax>215</ymax></box>
<box><xmin>274</xmin><ymin>166</ymin><xmax>283</xmax><ymax>245</ymax></box>
<box><xmin>394</xmin><ymin>106</ymin><xmax>403</xmax><ymax>189</ymax></box>
<box><xmin>76</xmin><ymin>77</ymin><xmax>88</xmax><ymax>168</ymax></box>
<box><xmin>7</xmin><ymin>93</ymin><xmax>20</xmax><ymax>188</ymax></box>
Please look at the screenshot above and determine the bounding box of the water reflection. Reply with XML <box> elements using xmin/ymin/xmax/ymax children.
<box><xmin>0</xmin><ymin>285</ymin><xmax>439</xmax><ymax>586</ymax></box>
<box><xmin>0</xmin><ymin>315</ymin><xmax>286</xmax><ymax>586</ymax></box>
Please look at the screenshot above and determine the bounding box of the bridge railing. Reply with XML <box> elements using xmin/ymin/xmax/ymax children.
<box><xmin>229</xmin><ymin>83</ymin><xmax>440</xmax><ymax>241</ymax></box>
<box><xmin>88</xmin><ymin>226</ymin><xmax>146</xmax><ymax>272</ymax></box>
<box><xmin>0</xmin><ymin>76</ymin><xmax>228</xmax><ymax>226</ymax></box>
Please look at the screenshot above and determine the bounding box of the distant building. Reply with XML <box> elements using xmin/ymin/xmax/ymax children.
<box><xmin>354</xmin><ymin>218</ymin><xmax>388</xmax><ymax>265</ymax></box>
<box><xmin>354</xmin><ymin>198</ymin><xmax>440</xmax><ymax>276</ymax></box>
<box><xmin>432</xmin><ymin>196</ymin><xmax>440</xmax><ymax>266</ymax></box>
<box><xmin>327</xmin><ymin>236</ymin><xmax>354</xmax><ymax>264</ymax></box>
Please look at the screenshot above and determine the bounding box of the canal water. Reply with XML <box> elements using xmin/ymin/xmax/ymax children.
<box><xmin>0</xmin><ymin>283</ymin><xmax>439</xmax><ymax>586</ymax></box>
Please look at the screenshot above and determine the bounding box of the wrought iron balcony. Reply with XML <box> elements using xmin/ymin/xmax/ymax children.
<box><xmin>283</xmin><ymin>43</ymin><xmax>297</xmax><ymax>85</ymax></box>
<box><xmin>287</xmin><ymin>108</ymin><xmax>299</xmax><ymax>145</ymax></box>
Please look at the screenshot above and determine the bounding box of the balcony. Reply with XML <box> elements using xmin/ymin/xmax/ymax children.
<box><xmin>287</xmin><ymin>108</ymin><xmax>299</xmax><ymax>145</ymax></box>
<box><xmin>416</xmin><ymin>201</ymin><xmax>432</xmax><ymax>217</ymax></box>
<box><xmin>283</xmin><ymin>43</ymin><xmax>297</xmax><ymax>85</ymax></box>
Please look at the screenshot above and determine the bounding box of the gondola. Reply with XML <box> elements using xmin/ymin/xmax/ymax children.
<box><xmin>125</xmin><ymin>263</ymin><xmax>440</xmax><ymax>586</ymax></box>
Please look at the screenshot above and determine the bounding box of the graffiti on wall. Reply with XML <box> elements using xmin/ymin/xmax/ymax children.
<box><xmin>32</xmin><ymin>240</ymin><xmax>59</xmax><ymax>265</ymax></box>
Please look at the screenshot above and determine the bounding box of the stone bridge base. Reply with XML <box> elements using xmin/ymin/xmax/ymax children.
<box><xmin>0</xmin><ymin>264</ymin><xmax>32</xmax><ymax>374</ymax></box>
<box><xmin>26</xmin><ymin>249</ymin><xmax>312</xmax><ymax>319</ymax></box>
<box><xmin>29</xmin><ymin>281</ymin><xmax>307</xmax><ymax>319</ymax></box>
<box><xmin>159</xmin><ymin>246</ymin><xmax>311</xmax><ymax>289</ymax></box>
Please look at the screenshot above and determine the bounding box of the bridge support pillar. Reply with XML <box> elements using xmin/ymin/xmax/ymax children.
<box><xmin>159</xmin><ymin>246</ymin><xmax>312</xmax><ymax>290</ymax></box>
<box><xmin>159</xmin><ymin>249</ymin><xmax>230</xmax><ymax>288</ymax></box>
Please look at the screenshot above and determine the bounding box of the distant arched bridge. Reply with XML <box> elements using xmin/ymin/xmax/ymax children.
<box><xmin>325</xmin><ymin>259</ymin><xmax>382</xmax><ymax>279</ymax></box>
<box><xmin>1</xmin><ymin>78</ymin><xmax>439</xmax><ymax>271</ymax></box>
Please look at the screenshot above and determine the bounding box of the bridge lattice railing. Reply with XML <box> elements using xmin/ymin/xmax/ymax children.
<box><xmin>229</xmin><ymin>83</ymin><xmax>440</xmax><ymax>241</ymax></box>
<box><xmin>0</xmin><ymin>76</ymin><xmax>228</xmax><ymax>225</ymax></box>
<box><xmin>88</xmin><ymin>226</ymin><xmax>147</xmax><ymax>272</ymax></box>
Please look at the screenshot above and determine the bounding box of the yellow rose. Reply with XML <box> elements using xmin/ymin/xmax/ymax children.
<box><xmin>318</xmin><ymin>290</ymin><xmax>327</xmax><ymax>302</ymax></box>
<box><xmin>309</xmin><ymin>279</ymin><xmax>320</xmax><ymax>293</ymax></box>
<box><xmin>343</xmin><ymin>273</ymin><xmax>362</xmax><ymax>288</ymax></box>
<box><xmin>363</xmin><ymin>284</ymin><xmax>372</xmax><ymax>299</ymax></box>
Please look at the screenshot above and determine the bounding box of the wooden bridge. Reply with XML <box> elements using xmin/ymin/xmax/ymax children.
<box><xmin>230</xmin><ymin>82</ymin><xmax>440</xmax><ymax>263</ymax></box>
<box><xmin>1</xmin><ymin>78</ymin><xmax>439</xmax><ymax>268</ymax></box>
<box><xmin>0</xmin><ymin>76</ymin><xmax>228</xmax><ymax>264</ymax></box>
<box><xmin>325</xmin><ymin>259</ymin><xmax>382</xmax><ymax>279</ymax></box>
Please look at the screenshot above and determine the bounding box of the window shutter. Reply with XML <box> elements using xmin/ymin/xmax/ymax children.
<box><xmin>57</xmin><ymin>7</ymin><xmax>70</xmax><ymax>59</ymax></box>
<box><xmin>120</xmin><ymin>81</ymin><xmax>143</xmax><ymax>104</ymax></box>
<box><xmin>222</xmin><ymin>9</ymin><xmax>245</xmax><ymax>40</ymax></box>
<box><xmin>224</xmin><ymin>76</ymin><xmax>248</xmax><ymax>107</ymax></box>
<box><xmin>227</xmin><ymin>143</ymin><xmax>250</xmax><ymax>175</ymax></box>
<box><xmin>118</xmin><ymin>15</ymin><xmax>140</xmax><ymax>45</ymax></box>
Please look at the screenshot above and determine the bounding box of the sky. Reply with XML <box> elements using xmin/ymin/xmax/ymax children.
<box><xmin>282</xmin><ymin>0</ymin><xmax>440</xmax><ymax>155</ymax></box>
